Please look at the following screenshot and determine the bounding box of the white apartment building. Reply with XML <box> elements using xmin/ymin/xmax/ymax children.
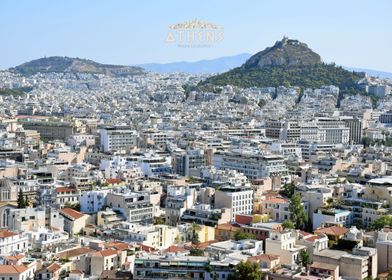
<box><xmin>316</xmin><ymin>118</ymin><xmax>350</xmax><ymax>144</ymax></box>
<box><xmin>0</xmin><ymin>229</ymin><xmax>29</xmax><ymax>256</ymax></box>
<box><xmin>106</xmin><ymin>191</ymin><xmax>153</xmax><ymax>223</ymax></box>
<box><xmin>213</xmin><ymin>150</ymin><xmax>288</xmax><ymax>180</ymax></box>
<box><xmin>100</xmin><ymin>127</ymin><xmax>138</xmax><ymax>152</ymax></box>
<box><xmin>80</xmin><ymin>189</ymin><xmax>111</xmax><ymax>213</ymax></box>
<box><xmin>112</xmin><ymin>222</ymin><xmax>179</xmax><ymax>249</ymax></box>
<box><xmin>214</xmin><ymin>185</ymin><xmax>253</xmax><ymax>221</ymax></box>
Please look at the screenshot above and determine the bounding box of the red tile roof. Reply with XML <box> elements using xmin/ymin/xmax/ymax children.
<box><xmin>93</xmin><ymin>249</ymin><xmax>118</xmax><ymax>257</ymax></box>
<box><xmin>56</xmin><ymin>187</ymin><xmax>77</xmax><ymax>193</ymax></box>
<box><xmin>0</xmin><ymin>265</ymin><xmax>28</xmax><ymax>274</ymax></box>
<box><xmin>315</xmin><ymin>226</ymin><xmax>349</xmax><ymax>236</ymax></box>
<box><xmin>248</xmin><ymin>254</ymin><xmax>280</xmax><ymax>263</ymax></box>
<box><xmin>0</xmin><ymin>229</ymin><xmax>18</xmax><ymax>239</ymax></box>
<box><xmin>163</xmin><ymin>245</ymin><xmax>189</xmax><ymax>254</ymax></box>
<box><xmin>56</xmin><ymin>247</ymin><xmax>95</xmax><ymax>259</ymax></box>
<box><xmin>46</xmin><ymin>263</ymin><xmax>62</xmax><ymax>273</ymax></box>
<box><xmin>60</xmin><ymin>208</ymin><xmax>85</xmax><ymax>220</ymax></box>
<box><xmin>106</xmin><ymin>178</ymin><xmax>122</xmax><ymax>184</ymax></box>
<box><xmin>264</xmin><ymin>198</ymin><xmax>289</xmax><ymax>204</ymax></box>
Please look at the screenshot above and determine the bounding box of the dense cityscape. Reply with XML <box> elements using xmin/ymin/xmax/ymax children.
<box><xmin>1</xmin><ymin>2</ymin><xmax>392</xmax><ymax>280</ymax></box>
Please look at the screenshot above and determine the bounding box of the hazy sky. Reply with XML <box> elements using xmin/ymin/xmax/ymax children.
<box><xmin>1</xmin><ymin>0</ymin><xmax>391</xmax><ymax>71</ymax></box>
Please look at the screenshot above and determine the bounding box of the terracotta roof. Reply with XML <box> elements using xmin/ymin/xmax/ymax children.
<box><xmin>56</xmin><ymin>247</ymin><xmax>95</xmax><ymax>259</ymax></box>
<box><xmin>138</xmin><ymin>244</ymin><xmax>157</xmax><ymax>252</ymax></box>
<box><xmin>46</xmin><ymin>263</ymin><xmax>62</xmax><ymax>273</ymax></box>
<box><xmin>263</xmin><ymin>198</ymin><xmax>289</xmax><ymax>204</ymax></box>
<box><xmin>304</xmin><ymin>235</ymin><xmax>324</xmax><ymax>242</ymax></box>
<box><xmin>56</xmin><ymin>187</ymin><xmax>77</xmax><ymax>193</ymax></box>
<box><xmin>0</xmin><ymin>229</ymin><xmax>18</xmax><ymax>239</ymax></box>
<box><xmin>163</xmin><ymin>245</ymin><xmax>189</xmax><ymax>254</ymax></box>
<box><xmin>315</xmin><ymin>226</ymin><xmax>349</xmax><ymax>236</ymax></box>
<box><xmin>5</xmin><ymin>254</ymin><xmax>25</xmax><ymax>261</ymax></box>
<box><xmin>248</xmin><ymin>254</ymin><xmax>280</xmax><ymax>263</ymax></box>
<box><xmin>105</xmin><ymin>242</ymin><xmax>130</xmax><ymax>251</ymax></box>
<box><xmin>93</xmin><ymin>249</ymin><xmax>118</xmax><ymax>257</ymax></box>
<box><xmin>106</xmin><ymin>178</ymin><xmax>122</xmax><ymax>184</ymax></box>
<box><xmin>60</xmin><ymin>208</ymin><xmax>85</xmax><ymax>220</ymax></box>
<box><xmin>0</xmin><ymin>265</ymin><xmax>28</xmax><ymax>274</ymax></box>
<box><xmin>298</xmin><ymin>230</ymin><xmax>312</xmax><ymax>236</ymax></box>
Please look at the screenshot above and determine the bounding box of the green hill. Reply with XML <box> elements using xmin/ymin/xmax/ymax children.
<box><xmin>11</xmin><ymin>56</ymin><xmax>144</xmax><ymax>76</ymax></box>
<box><xmin>200</xmin><ymin>37</ymin><xmax>365</xmax><ymax>94</ymax></box>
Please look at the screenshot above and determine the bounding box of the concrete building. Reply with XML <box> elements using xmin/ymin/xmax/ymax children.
<box><xmin>265</xmin><ymin>230</ymin><xmax>306</xmax><ymax>268</ymax></box>
<box><xmin>213</xmin><ymin>150</ymin><xmax>288</xmax><ymax>181</ymax></box>
<box><xmin>100</xmin><ymin>126</ymin><xmax>138</xmax><ymax>152</ymax></box>
<box><xmin>214</xmin><ymin>185</ymin><xmax>253</xmax><ymax>221</ymax></box>
<box><xmin>106</xmin><ymin>191</ymin><xmax>153</xmax><ymax>223</ymax></box>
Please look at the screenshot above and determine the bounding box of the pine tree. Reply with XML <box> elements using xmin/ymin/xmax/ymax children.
<box><xmin>17</xmin><ymin>189</ymin><xmax>26</xmax><ymax>208</ymax></box>
<box><xmin>24</xmin><ymin>195</ymin><xmax>29</xmax><ymax>207</ymax></box>
<box><xmin>289</xmin><ymin>193</ymin><xmax>308</xmax><ymax>230</ymax></box>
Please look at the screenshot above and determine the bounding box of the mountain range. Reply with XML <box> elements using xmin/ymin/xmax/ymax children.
<box><xmin>138</xmin><ymin>53</ymin><xmax>252</xmax><ymax>74</ymax></box>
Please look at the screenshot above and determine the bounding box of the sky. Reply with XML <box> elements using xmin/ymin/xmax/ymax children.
<box><xmin>1</xmin><ymin>0</ymin><xmax>391</xmax><ymax>71</ymax></box>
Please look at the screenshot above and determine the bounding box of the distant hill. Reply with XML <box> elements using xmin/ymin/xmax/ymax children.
<box><xmin>138</xmin><ymin>53</ymin><xmax>252</xmax><ymax>74</ymax></box>
<box><xmin>201</xmin><ymin>37</ymin><xmax>365</xmax><ymax>94</ymax></box>
<box><xmin>343</xmin><ymin>66</ymin><xmax>392</xmax><ymax>80</ymax></box>
<box><xmin>11</xmin><ymin>56</ymin><xmax>144</xmax><ymax>76</ymax></box>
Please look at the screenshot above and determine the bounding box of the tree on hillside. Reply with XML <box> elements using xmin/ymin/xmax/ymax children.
<box><xmin>289</xmin><ymin>193</ymin><xmax>308</xmax><ymax>230</ymax></box>
<box><xmin>230</xmin><ymin>261</ymin><xmax>262</xmax><ymax>280</ymax></box>
<box><xmin>17</xmin><ymin>189</ymin><xmax>26</xmax><ymax>208</ymax></box>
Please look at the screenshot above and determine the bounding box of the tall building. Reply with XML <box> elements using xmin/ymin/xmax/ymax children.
<box><xmin>266</xmin><ymin>120</ymin><xmax>300</xmax><ymax>142</ymax></box>
<box><xmin>341</xmin><ymin>116</ymin><xmax>363</xmax><ymax>144</ymax></box>
<box><xmin>213</xmin><ymin>150</ymin><xmax>288</xmax><ymax>180</ymax></box>
<box><xmin>100</xmin><ymin>126</ymin><xmax>138</xmax><ymax>152</ymax></box>
<box><xmin>316</xmin><ymin>118</ymin><xmax>350</xmax><ymax>144</ymax></box>
<box><xmin>173</xmin><ymin>149</ymin><xmax>206</xmax><ymax>176</ymax></box>
<box><xmin>214</xmin><ymin>185</ymin><xmax>253</xmax><ymax>221</ymax></box>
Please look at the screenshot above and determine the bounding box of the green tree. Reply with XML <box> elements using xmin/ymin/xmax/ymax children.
<box><xmin>189</xmin><ymin>248</ymin><xmax>204</xmax><ymax>256</ymax></box>
<box><xmin>17</xmin><ymin>189</ymin><xmax>26</xmax><ymax>208</ymax></box>
<box><xmin>280</xmin><ymin>182</ymin><xmax>296</xmax><ymax>198</ymax></box>
<box><xmin>154</xmin><ymin>216</ymin><xmax>165</xmax><ymax>225</ymax></box>
<box><xmin>282</xmin><ymin>220</ymin><xmax>295</xmax><ymax>230</ymax></box>
<box><xmin>232</xmin><ymin>261</ymin><xmax>262</xmax><ymax>280</ymax></box>
<box><xmin>299</xmin><ymin>250</ymin><xmax>311</xmax><ymax>271</ymax></box>
<box><xmin>371</xmin><ymin>215</ymin><xmax>392</xmax><ymax>230</ymax></box>
<box><xmin>234</xmin><ymin>231</ymin><xmax>256</xmax><ymax>241</ymax></box>
<box><xmin>190</xmin><ymin>223</ymin><xmax>201</xmax><ymax>245</ymax></box>
<box><xmin>289</xmin><ymin>193</ymin><xmax>308</xmax><ymax>230</ymax></box>
<box><xmin>24</xmin><ymin>195</ymin><xmax>29</xmax><ymax>207</ymax></box>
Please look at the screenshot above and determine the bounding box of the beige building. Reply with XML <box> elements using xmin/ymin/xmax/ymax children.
<box><xmin>265</xmin><ymin>230</ymin><xmax>306</xmax><ymax>268</ymax></box>
<box><xmin>60</xmin><ymin>208</ymin><xmax>92</xmax><ymax>235</ymax></box>
<box><xmin>90</xmin><ymin>249</ymin><xmax>127</xmax><ymax>277</ymax></box>
<box><xmin>364</xmin><ymin>177</ymin><xmax>392</xmax><ymax>205</ymax></box>
<box><xmin>313</xmin><ymin>247</ymin><xmax>377</xmax><ymax>280</ymax></box>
